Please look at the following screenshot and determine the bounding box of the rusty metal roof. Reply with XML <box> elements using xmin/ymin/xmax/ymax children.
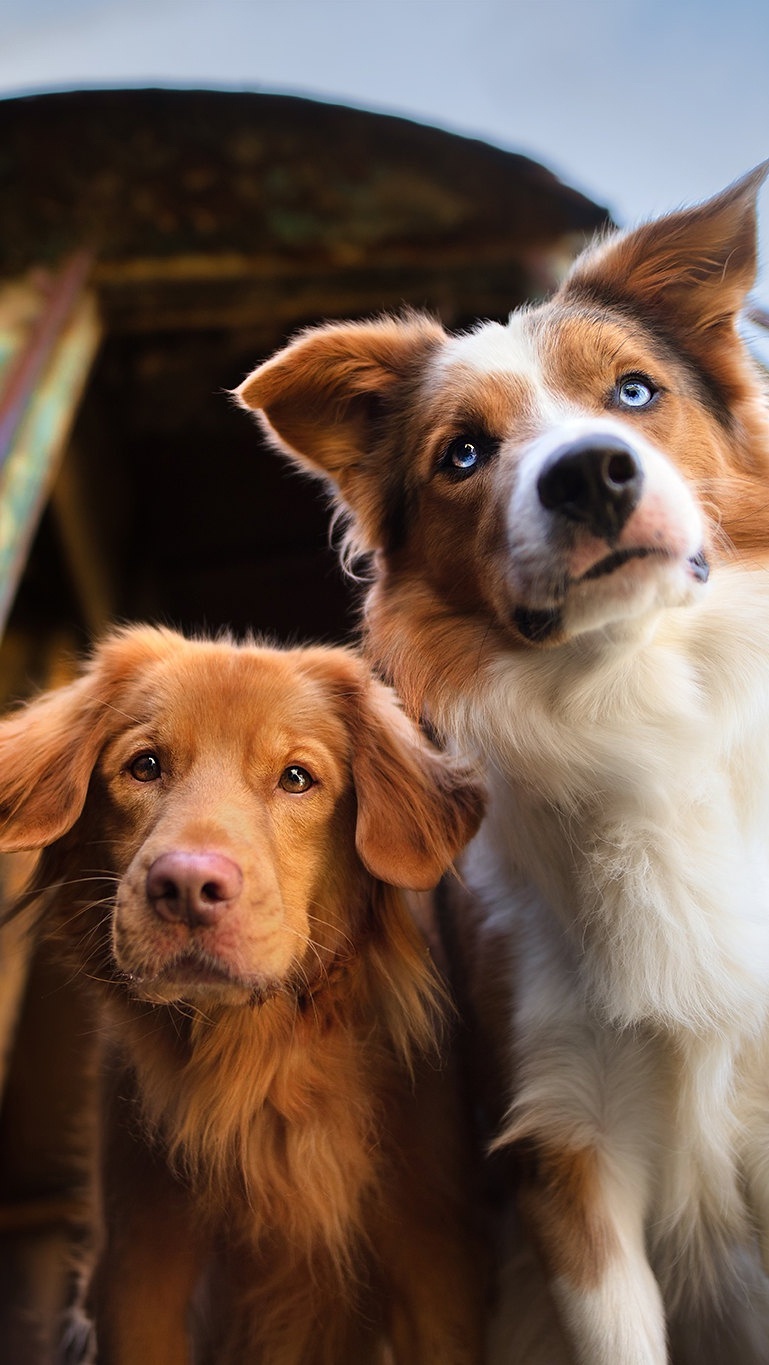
<box><xmin>0</xmin><ymin>90</ymin><xmax>610</xmax><ymax>335</ymax></box>
<box><xmin>0</xmin><ymin>88</ymin><xmax>608</xmax><ymax>274</ymax></box>
<box><xmin>0</xmin><ymin>88</ymin><xmax>611</xmax><ymax>654</ymax></box>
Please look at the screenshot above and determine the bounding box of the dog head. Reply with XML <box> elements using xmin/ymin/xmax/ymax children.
<box><xmin>236</xmin><ymin>166</ymin><xmax>769</xmax><ymax>709</ymax></box>
<box><xmin>0</xmin><ymin>628</ymin><xmax>483</xmax><ymax>1007</ymax></box>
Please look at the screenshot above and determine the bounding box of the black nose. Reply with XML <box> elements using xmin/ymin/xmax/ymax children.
<box><xmin>537</xmin><ymin>435</ymin><xmax>643</xmax><ymax>541</ymax></box>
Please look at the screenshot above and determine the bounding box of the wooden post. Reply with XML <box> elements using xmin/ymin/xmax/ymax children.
<box><xmin>0</xmin><ymin>255</ymin><xmax>103</xmax><ymax>638</ymax></box>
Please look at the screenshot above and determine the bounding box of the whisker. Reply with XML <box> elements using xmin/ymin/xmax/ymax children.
<box><xmin>50</xmin><ymin>897</ymin><xmax>115</xmax><ymax>936</ymax></box>
<box><xmin>282</xmin><ymin>926</ymin><xmax>328</xmax><ymax>985</ymax></box>
<box><xmin>180</xmin><ymin>1000</ymin><xmax>218</xmax><ymax>1028</ymax></box>
<box><xmin>94</xmin><ymin>698</ymin><xmax>143</xmax><ymax>726</ymax></box>
<box><xmin>306</xmin><ymin>910</ymin><xmax>355</xmax><ymax>956</ymax></box>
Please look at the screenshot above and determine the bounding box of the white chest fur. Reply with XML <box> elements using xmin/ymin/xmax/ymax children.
<box><xmin>458</xmin><ymin>565</ymin><xmax>769</xmax><ymax>1040</ymax></box>
<box><xmin>451</xmin><ymin>566</ymin><xmax>769</xmax><ymax>1312</ymax></box>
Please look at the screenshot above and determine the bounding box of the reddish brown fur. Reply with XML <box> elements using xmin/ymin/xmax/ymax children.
<box><xmin>516</xmin><ymin>1143</ymin><xmax>618</xmax><ymax>1292</ymax></box>
<box><xmin>535</xmin><ymin>304</ymin><xmax>769</xmax><ymax>556</ymax></box>
<box><xmin>0</xmin><ymin>627</ymin><xmax>486</xmax><ymax>1364</ymax></box>
<box><xmin>238</xmin><ymin>312</ymin><xmax>445</xmax><ymax>556</ymax></box>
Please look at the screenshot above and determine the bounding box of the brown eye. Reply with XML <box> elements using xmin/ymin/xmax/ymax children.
<box><xmin>129</xmin><ymin>752</ymin><xmax>162</xmax><ymax>783</ymax></box>
<box><xmin>279</xmin><ymin>765</ymin><xmax>314</xmax><ymax>794</ymax></box>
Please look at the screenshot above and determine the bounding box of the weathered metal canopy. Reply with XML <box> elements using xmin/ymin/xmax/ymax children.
<box><xmin>0</xmin><ymin>88</ymin><xmax>609</xmax><ymax>661</ymax></box>
<box><xmin>0</xmin><ymin>88</ymin><xmax>607</xmax><ymax>330</ymax></box>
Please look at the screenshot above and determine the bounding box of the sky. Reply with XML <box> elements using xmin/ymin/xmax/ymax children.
<box><xmin>1</xmin><ymin>0</ymin><xmax>768</xmax><ymax>297</ymax></box>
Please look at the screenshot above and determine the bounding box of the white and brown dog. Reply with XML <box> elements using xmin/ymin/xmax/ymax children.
<box><xmin>237</xmin><ymin>166</ymin><xmax>769</xmax><ymax>1363</ymax></box>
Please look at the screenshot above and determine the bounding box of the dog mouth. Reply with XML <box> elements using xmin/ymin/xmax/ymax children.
<box><xmin>579</xmin><ymin>545</ymin><xmax>710</xmax><ymax>585</ymax></box>
<box><xmin>513</xmin><ymin>548</ymin><xmax>709</xmax><ymax>642</ymax></box>
<box><xmin>579</xmin><ymin>544</ymin><xmax>662</xmax><ymax>581</ymax></box>
<box><xmin>513</xmin><ymin>605</ymin><xmax>563</xmax><ymax>642</ymax></box>
<box><xmin>159</xmin><ymin>953</ymin><xmax>239</xmax><ymax>986</ymax></box>
<box><xmin>119</xmin><ymin>949</ymin><xmax>276</xmax><ymax>1006</ymax></box>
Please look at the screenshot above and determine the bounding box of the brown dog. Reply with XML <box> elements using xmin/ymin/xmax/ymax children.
<box><xmin>0</xmin><ymin>626</ymin><xmax>485</xmax><ymax>1364</ymax></box>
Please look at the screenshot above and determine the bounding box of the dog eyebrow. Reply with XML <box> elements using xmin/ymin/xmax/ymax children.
<box><xmin>561</xmin><ymin>280</ymin><xmax>735</xmax><ymax>430</ymax></box>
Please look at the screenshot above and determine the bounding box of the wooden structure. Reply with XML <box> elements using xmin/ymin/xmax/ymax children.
<box><xmin>0</xmin><ymin>87</ymin><xmax>608</xmax><ymax>1358</ymax></box>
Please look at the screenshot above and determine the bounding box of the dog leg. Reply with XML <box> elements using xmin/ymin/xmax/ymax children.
<box><xmin>379</xmin><ymin>1214</ymin><xmax>486</xmax><ymax>1365</ymax></box>
<box><xmin>86</xmin><ymin>1074</ymin><xmax>206</xmax><ymax>1365</ymax></box>
<box><xmin>742</xmin><ymin>1132</ymin><xmax>769</xmax><ymax>1281</ymax></box>
<box><xmin>374</xmin><ymin>1055</ymin><xmax>487</xmax><ymax>1364</ymax></box>
<box><xmin>209</xmin><ymin>1235</ymin><xmax>388</xmax><ymax>1365</ymax></box>
<box><xmin>518</xmin><ymin>1139</ymin><xmax>667</xmax><ymax>1365</ymax></box>
<box><xmin>729</xmin><ymin>1033</ymin><xmax>769</xmax><ymax>1308</ymax></box>
<box><xmin>490</xmin><ymin>891</ymin><xmax>670</xmax><ymax>1363</ymax></box>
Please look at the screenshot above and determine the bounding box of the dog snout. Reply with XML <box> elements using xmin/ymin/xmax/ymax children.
<box><xmin>146</xmin><ymin>851</ymin><xmax>243</xmax><ymax>927</ymax></box>
<box><xmin>537</xmin><ymin>434</ymin><xmax>643</xmax><ymax>542</ymax></box>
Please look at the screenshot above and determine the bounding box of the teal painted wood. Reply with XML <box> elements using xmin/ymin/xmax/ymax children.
<box><xmin>0</xmin><ymin>260</ymin><xmax>101</xmax><ymax>637</ymax></box>
<box><xmin>0</xmin><ymin>254</ymin><xmax>93</xmax><ymax>474</ymax></box>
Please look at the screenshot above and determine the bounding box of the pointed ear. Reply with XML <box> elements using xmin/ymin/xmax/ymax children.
<box><xmin>562</xmin><ymin>163</ymin><xmax>768</xmax><ymax>337</ymax></box>
<box><xmin>349</xmin><ymin>676</ymin><xmax>485</xmax><ymax>892</ymax></box>
<box><xmin>233</xmin><ymin>313</ymin><xmax>444</xmax><ymax>551</ymax></box>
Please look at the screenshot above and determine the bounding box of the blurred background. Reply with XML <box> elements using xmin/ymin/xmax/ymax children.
<box><xmin>0</xmin><ymin>2</ymin><xmax>767</xmax><ymax>1357</ymax></box>
<box><xmin>4</xmin><ymin>0</ymin><xmax>769</xmax><ymax>248</ymax></box>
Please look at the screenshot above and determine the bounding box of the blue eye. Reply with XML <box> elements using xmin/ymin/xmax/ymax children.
<box><xmin>439</xmin><ymin>434</ymin><xmax>498</xmax><ymax>480</ymax></box>
<box><xmin>451</xmin><ymin>440</ymin><xmax>480</xmax><ymax>470</ymax></box>
<box><xmin>617</xmin><ymin>375</ymin><xmax>656</xmax><ymax>409</ymax></box>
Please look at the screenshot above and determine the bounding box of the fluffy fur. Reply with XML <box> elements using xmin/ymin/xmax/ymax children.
<box><xmin>237</xmin><ymin>165</ymin><xmax>769</xmax><ymax>1363</ymax></box>
<box><xmin>0</xmin><ymin>627</ymin><xmax>486</xmax><ymax>1364</ymax></box>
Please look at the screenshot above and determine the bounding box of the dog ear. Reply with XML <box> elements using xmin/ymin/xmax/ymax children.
<box><xmin>233</xmin><ymin>313</ymin><xmax>444</xmax><ymax>551</ymax></box>
<box><xmin>0</xmin><ymin>626</ymin><xmax>174</xmax><ymax>853</ymax></box>
<box><xmin>0</xmin><ymin>673</ymin><xmax>116</xmax><ymax>852</ymax></box>
<box><xmin>562</xmin><ymin>163</ymin><xmax>768</xmax><ymax>340</ymax></box>
<box><xmin>349</xmin><ymin>676</ymin><xmax>485</xmax><ymax>891</ymax></box>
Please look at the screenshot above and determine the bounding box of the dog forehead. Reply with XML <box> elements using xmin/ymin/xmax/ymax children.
<box><xmin>116</xmin><ymin>641</ymin><xmax>353</xmax><ymax>753</ymax></box>
<box><xmin>419</xmin><ymin>310</ymin><xmax>579</xmax><ymax>440</ymax></box>
<box><xmin>435</xmin><ymin>312</ymin><xmax>543</xmax><ymax>386</ymax></box>
<box><xmin>535</xmin><ymin>303</ymin><xmax>674</xmax><ymax>386</ymax></box>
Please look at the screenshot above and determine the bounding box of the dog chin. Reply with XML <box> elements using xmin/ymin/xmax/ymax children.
<box><xmin>117</xmin><ymin>954</ymin><xmax>279</xmax><ymax>1008</ymax></box>
<box><xmin>512</xmin><ymin>548</ymin><xmax>708</xmax><ymax>644</ymax></box>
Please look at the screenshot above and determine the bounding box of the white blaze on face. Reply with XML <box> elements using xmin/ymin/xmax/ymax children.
<box><xmin>438</xmin><ymin>313</ymin><xmax>542</xmax><ymax>382</ymax></box>
<box><xmin>436</xmin><ymin>312</ymin><xmax>575</xmax><ymax>427</ymax></box>
<box><xmin>511</xmin><ymin>416</ymin><xmax>705</xmax><ymax>577</ymax></box>
<box><xmin>430</xmin><ymin>314</ymin><xmax>709</xmax><ymax>636</ymax></box>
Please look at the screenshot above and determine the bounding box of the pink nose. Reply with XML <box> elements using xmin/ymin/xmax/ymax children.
<box><xmin>146</xmin><ymin>851</ymin><xmax>243</xmax><ymax>927</ymax></box>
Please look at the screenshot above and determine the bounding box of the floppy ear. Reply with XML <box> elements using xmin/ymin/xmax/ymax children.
<box><xmin>0</xmin><ymin>625</ymin><xmax>175</xmax><ymax>853</ymax></box>
<box><xmin>0</xmin><ymin>673</ymin><xmax>116</xmax><ymax>852</ymax></box>
<box><xmin>350</xmin><ymin>676</ymin><xmax>485</xmax><ymax>891</ymax></box>
<box><xmin>561</xmin><ymin>163</ymin><xmax>768</xmax><ymax>347</ymax></box>
<box><xmin>233</xmin><ymin>312</ymin><xmax>444</xmax><ymax>551</ymax></box>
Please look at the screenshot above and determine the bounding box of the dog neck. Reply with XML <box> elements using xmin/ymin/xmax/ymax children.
<box><xmin>393</xmin><ymin>563</ymin><xmax>769</xmax><ymax>1039</ymax></box>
